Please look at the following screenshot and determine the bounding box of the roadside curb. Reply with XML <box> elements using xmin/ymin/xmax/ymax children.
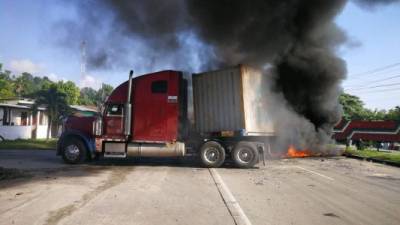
<box><xmin>343</xmin><ymin>153</ymin><xmax>400</xmax><ymax>168</ymax></box>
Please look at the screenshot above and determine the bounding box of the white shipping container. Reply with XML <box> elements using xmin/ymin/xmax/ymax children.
<box><xmin>192</xmin><ymin>65</ymin><xmax>274</xmax><ymax>135</ymax></box>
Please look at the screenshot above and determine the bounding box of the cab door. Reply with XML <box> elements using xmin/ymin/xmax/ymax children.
<box><xmin>103</xmin><ymin>103</ymin><xmax>125</xmax><ymax>139</ymax></box>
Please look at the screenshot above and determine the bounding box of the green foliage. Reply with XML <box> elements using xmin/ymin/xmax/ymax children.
<box><xmin>79</xmin><ymin>87</ymin><xmax>98</xmax><ymax>105</ymax></box>
<box><xmin>340</xmin><ymin>93</ymin><xmax>399</xmax><ymax>121</ymax></box>
<box><xmin>386</xmin><ymin>106</ymin><xmax>400</xmax><ymax>120</ymax></box>
<box><xmin>0</xmin><ymin>62</ymin><xmax>113</xmax><ymax>107</ymax></box>
<box><xmin>33</xmin><ymin>84</ymin><xmax>72</xmax><ymax>121</ymax></box>
<box><xmin>0</xmin><ymin>64</ymin><xmax>15</xmax><ymax>101</ymax></box>
<box><xmin>97</xmin><ymin>83</ymin><xmax>114</xmax><ymax>103</ymax></box>
<box><xmin>345</xmin><ymin>148</ymin><xmax>400</xmax><ymax>164</ymax></box>
<box><xmin>56</xmin><ymin>81</ymin><xmax>80</xmax><ymax>105</ymax></box>
<box><xmin>339</xmin><ymin>93</ymin><xmax>365</xmax><ymax>120</ymax></box>
<box><xmin>0</xmin><ymin>139</ymin><xmax>57</xmax><ymax>150</ymax></box>
<box><xmin>79</xmin><ymin>83</ymin><xmax>114</xmax><ymax>106</ymax></box>
<box><xmin>33</xmin><ymin>84</ymin><xmax>72</xmax><ymax>139</ymax></box>
<box><xmin>0</xmin><ymin>79</ymin><xmax>14</xmax><ymax>101</ymax></box>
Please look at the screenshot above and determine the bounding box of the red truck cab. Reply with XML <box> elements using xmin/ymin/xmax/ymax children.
<box><xmin>103</xmin><ymin>70</ymin><xmax>182</xmax><ymax>142</ymax></box>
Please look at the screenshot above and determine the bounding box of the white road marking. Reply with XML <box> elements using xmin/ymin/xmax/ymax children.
<box><xmin>209</xmin><ymin>168</ymin><xmax>253</xmax><ymax>225</ymax></box>
<box><xmin>295</xmin><ymin>166</ymin><xmax>334</xmax><ymax>181</ymax></box>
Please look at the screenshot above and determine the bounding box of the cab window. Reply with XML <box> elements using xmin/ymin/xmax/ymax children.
<box><xmin>106</xmin><ymin>104</ymin><xmax>124</xmax><ymax>116</ymax></box>
<box><xmin>151</xmin><ymin>80</ymin><xmax>168</xmax><ymax>93</ymax></box>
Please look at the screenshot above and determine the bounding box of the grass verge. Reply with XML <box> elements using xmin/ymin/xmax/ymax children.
<box><xmin>0</xmin><ymin>139</ymin><xmax>57</xmax><ymax>150</ymax></box>
<box><xmin>345</xmin><ymin>148</ymin><xmax>400</xmax><ymax>165</ymax></box>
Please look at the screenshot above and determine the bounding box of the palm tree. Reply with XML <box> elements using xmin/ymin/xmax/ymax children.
<box><xmin>32</xmin><ymin>84</ymin><xmax>71</xmax><ymax>139</ymax></box>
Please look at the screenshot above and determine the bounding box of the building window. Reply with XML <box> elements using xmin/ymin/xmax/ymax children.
<box><xmin>151</xmin><ymin>80</ymin><xmax>168</xmax><ymax>93</ymax></box>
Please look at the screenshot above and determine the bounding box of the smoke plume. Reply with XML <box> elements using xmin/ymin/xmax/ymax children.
<box><xmin>354</xmin><ymin>0</ymin><xmax>400</xmax><ymax>9</ymax></box>
<box><xmin>54</xmin><ymin>0</ymin><xmax>397</xmax><ymax>152</ymax></box>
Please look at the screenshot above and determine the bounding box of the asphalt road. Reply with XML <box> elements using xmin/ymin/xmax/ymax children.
<box><xmin>1</xmin><ymin>150</ymin><xmax>400</xmax><ymax>225</ymax></box>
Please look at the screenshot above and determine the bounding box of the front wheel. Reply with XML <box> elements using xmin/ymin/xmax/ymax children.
<box><xmin>232</xmin><ymin>142</ymin><xmax>259</xmax><ymax>168</ymax></box>
<box><xmin>61</xmin><ymin>138</ymin><xmax>87</xmax><ymax>164</ymax></box>
<box><xmin>200</xmin><ymin>141</ymin><xmax>226</xmax><ymax>168</ymax></box>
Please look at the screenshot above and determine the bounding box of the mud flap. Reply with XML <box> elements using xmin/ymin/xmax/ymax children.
<box><xmin>257</xmin><ymin>144</ymin><xmax>266</xmax><ymax>166</ymax></box>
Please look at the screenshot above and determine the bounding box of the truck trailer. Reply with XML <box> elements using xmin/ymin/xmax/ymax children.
<box><xmin>57</xmin><ymin>65</ymin><xmax>274</xmax><ymax>168</ymax></box>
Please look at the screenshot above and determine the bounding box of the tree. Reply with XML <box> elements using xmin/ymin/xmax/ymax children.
<box><xmin>14</xmin><ymin>72</ymin><xmax>35</xmax><ymax>97</ymax></box>
<box><xmin>79</xmin><ymin>83</ymin><xmax>114</xmax><ymax>107</ymax></box>
<box><xmin>340</xmin><ymin>93</ymin><xmax>400</xmax><ymax>121</ymax></box>
<box><xmin>386</xmin><ymin>106</ymin><xmax>400</xmax><ymax>120</ymax></box>
<box><xmin>96</xmin><ymin>83</ymin><xmax>114</xmax><ymax>103</ymax></box>
<box><xmin>79</xmin><ymin>87</ymin><xmax>97</xmax><ymax>105</ymax></box>
<box><xmin>0</xmin><ymin>78</ymin><xmax>14</xmax><ymax>100</ymax></box>
<box><xmin>0</xmin><ymin>64</ymin><xmax>15</xmax><ymax>101</ymax></box>
<box><xmin>339</xmin><ymin>93</ymin><xmax>365</xmax><ymax>120</ymax></box>
<box><xmin>33</xmin><ymin>84</ymin><xmax>71</xmax><ymax>139</ymax></box>
<box><xmin>57</xmin><ymin>81</ymin><xmax>80</xmax><ymax>105</ymax></box>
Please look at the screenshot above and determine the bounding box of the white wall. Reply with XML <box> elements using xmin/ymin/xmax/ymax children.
<box><xmin>0</xmin><ymin>125</ymin><xmax>32</xmax><ymax>140</ymax></box>
<box><xmin>36</xmin><ymin>125</ymin><xmax>48</xmax><ymax>139</ymax></box>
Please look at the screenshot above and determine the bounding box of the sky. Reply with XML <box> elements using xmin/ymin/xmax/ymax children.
<box><xmin>0</xmin><ymin>0</ymin><xmax>399</xmax><ymax>110</ymax></box>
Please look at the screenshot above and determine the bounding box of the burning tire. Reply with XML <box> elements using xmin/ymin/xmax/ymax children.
<box><xmin>200</xmin><ymin>141</ymin><xmax>226</xmax><ymax>168</ymax></box>
<box><xmin>232</xmin><ymin>142</ymin><xmax>259</xmax><ymax>168</ymax></box>
<box><xmin>61</xmin><ymin>137</ymin><xmax>87</xmax><ymax>164</ymax></box>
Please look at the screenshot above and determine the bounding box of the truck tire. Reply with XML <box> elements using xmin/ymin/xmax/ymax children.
<box><xmin>61</xmin><ymin>137</ymin><xmax>87</xmax><ymax>164</ymax></box>
<box><xmin>232</xmin><ymin>142</ymin><xmax>259</xmax><ymax>168</ymax></box>
<box><xmin>200</xmin><ymin>141</ymin><xmax>226</xmax><ymax>168</ymax></box>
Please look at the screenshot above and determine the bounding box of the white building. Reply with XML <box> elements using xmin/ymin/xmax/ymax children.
<box><xmin>0</xmin><ymin>100</ymin><xmax>49</xmax><ymax>140</ymax></box>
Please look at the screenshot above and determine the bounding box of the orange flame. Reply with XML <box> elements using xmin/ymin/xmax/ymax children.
<box><xmin>286</xmin><ymin>145</ymin><xmax>311</xmax><ymax>158</ymax></box>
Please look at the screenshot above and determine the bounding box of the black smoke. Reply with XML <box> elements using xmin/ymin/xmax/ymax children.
<box><xmin>54</xmin><ymin>0</ymin><xmax>397</xmax><ymax>150</ymax></box>
<box><xmin>354</xmin><ymin>0</ymin><xmax>400</xmax><ymax>9</ymax></box>
<box><xmin>186</xmin><ymin>1</ymin><xmax>347</xmax><ymax>150</ymax></box>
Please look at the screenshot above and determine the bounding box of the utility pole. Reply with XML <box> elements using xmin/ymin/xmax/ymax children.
<box><xmin>80</xmin><ymin>40</ymin><xmax>87</xmax><ymax>82</ymax></box>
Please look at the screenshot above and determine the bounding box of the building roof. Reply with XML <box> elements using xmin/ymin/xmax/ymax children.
<box><xmin>333</xmin><ymin>120</ymin><xmax>400</xmax><ymax>142</ymax></box>
<box><xmin>0</xmin><ymin>102</ymin><xmax>46</xmax><ymax>110</ymax></box>
<box><xmin>70</xmin><ymin>105</ymin><xmax>98</xmax><ymax>113</ymax></box>
<box><xmin>0</xmin><ymin>99</ymin><xmax>98</xmax><ymax>113</ymax></box>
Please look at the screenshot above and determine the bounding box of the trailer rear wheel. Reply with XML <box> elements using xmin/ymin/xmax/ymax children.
<box><xmin>200</xmin><ymin>141</ymin><xmax>225</xmax><ymax>168</ymax></box>
<box><xmin>232</xmin><ymin>142</ymin><xmax>259</xmax><ymax>168</ymax></box>
<box><xmin>61</xmin><ymin>137</ymin><xmax>87</xmax><ymax>164</ymax></box>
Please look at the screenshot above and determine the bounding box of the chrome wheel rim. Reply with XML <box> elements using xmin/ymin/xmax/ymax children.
<box><xmin>204</xmin><ymin>147</ymin><xmax>220</xmax><ymax>163</ymax></box>
<box><xmin>237</xmin><ymin>148</ymin><xmax>254</xmax><ymax>163</ymax></box>
<box><xmin>65</xmin><ymin>144</ymin><xmax>80</xmax><ymax>161</ymax></box>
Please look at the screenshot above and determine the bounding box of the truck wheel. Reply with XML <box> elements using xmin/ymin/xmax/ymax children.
<box><xmin>232</xmin><ymin>142</ymin><xmax>259</xmax><ymax>168</ymax></box>
<box><xmin>200</xmin><ymin>141</ymin><xmax>226</xmax><ymax>168</ymax></box>
<box><xmin>61</xmin><ymin>137</ymin><xmax>87</xmax><ymax>164</ymax></box>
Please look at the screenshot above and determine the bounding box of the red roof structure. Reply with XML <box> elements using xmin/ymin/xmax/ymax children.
<box><xmin>333</xmin><ymin>120</ymin><xmax>400</xmax><ymax>142</ymax></box>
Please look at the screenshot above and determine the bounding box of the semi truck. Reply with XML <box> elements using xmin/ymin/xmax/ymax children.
<box><xmin>57</xmin><ymin>65</ymin><xmax>274</xmax><ymax>168</ymax></box>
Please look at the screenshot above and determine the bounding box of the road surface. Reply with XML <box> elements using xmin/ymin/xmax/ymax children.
<box><xmin>0</xmin><ymin>150</ymin><xmax>400</xmax><ymax>225</ymax></box>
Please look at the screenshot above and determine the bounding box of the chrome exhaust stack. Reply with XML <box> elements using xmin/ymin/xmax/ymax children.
<box><xmin>124</xmin><ymin>70</ymin><xmax>133</xmax><ymax>137</ymax></box>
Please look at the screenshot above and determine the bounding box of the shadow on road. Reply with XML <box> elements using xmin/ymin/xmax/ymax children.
<box><xmin>0</xmin><ymin>149</ymin><xmax>257</xmax><ymax>189</ymax></box>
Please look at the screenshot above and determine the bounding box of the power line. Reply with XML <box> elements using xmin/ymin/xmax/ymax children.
<box><xmin>343</xmin><ymin>74</ymin><xmax>400</xmax><ymax>89</ymax></box>
<box><xmin>350</xmin><ymin>87</ymin><xmax>400</xmax><ymax>94</ymax></box>
<box><xmin>345</xmin><ymin>82</ymin><xmax>400</xmax><ymax>91</ymax></box>
<box><xmin>348</xmin><ymin>62</ymin><xmax>400</xmax><ymax>79</ymax></box>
